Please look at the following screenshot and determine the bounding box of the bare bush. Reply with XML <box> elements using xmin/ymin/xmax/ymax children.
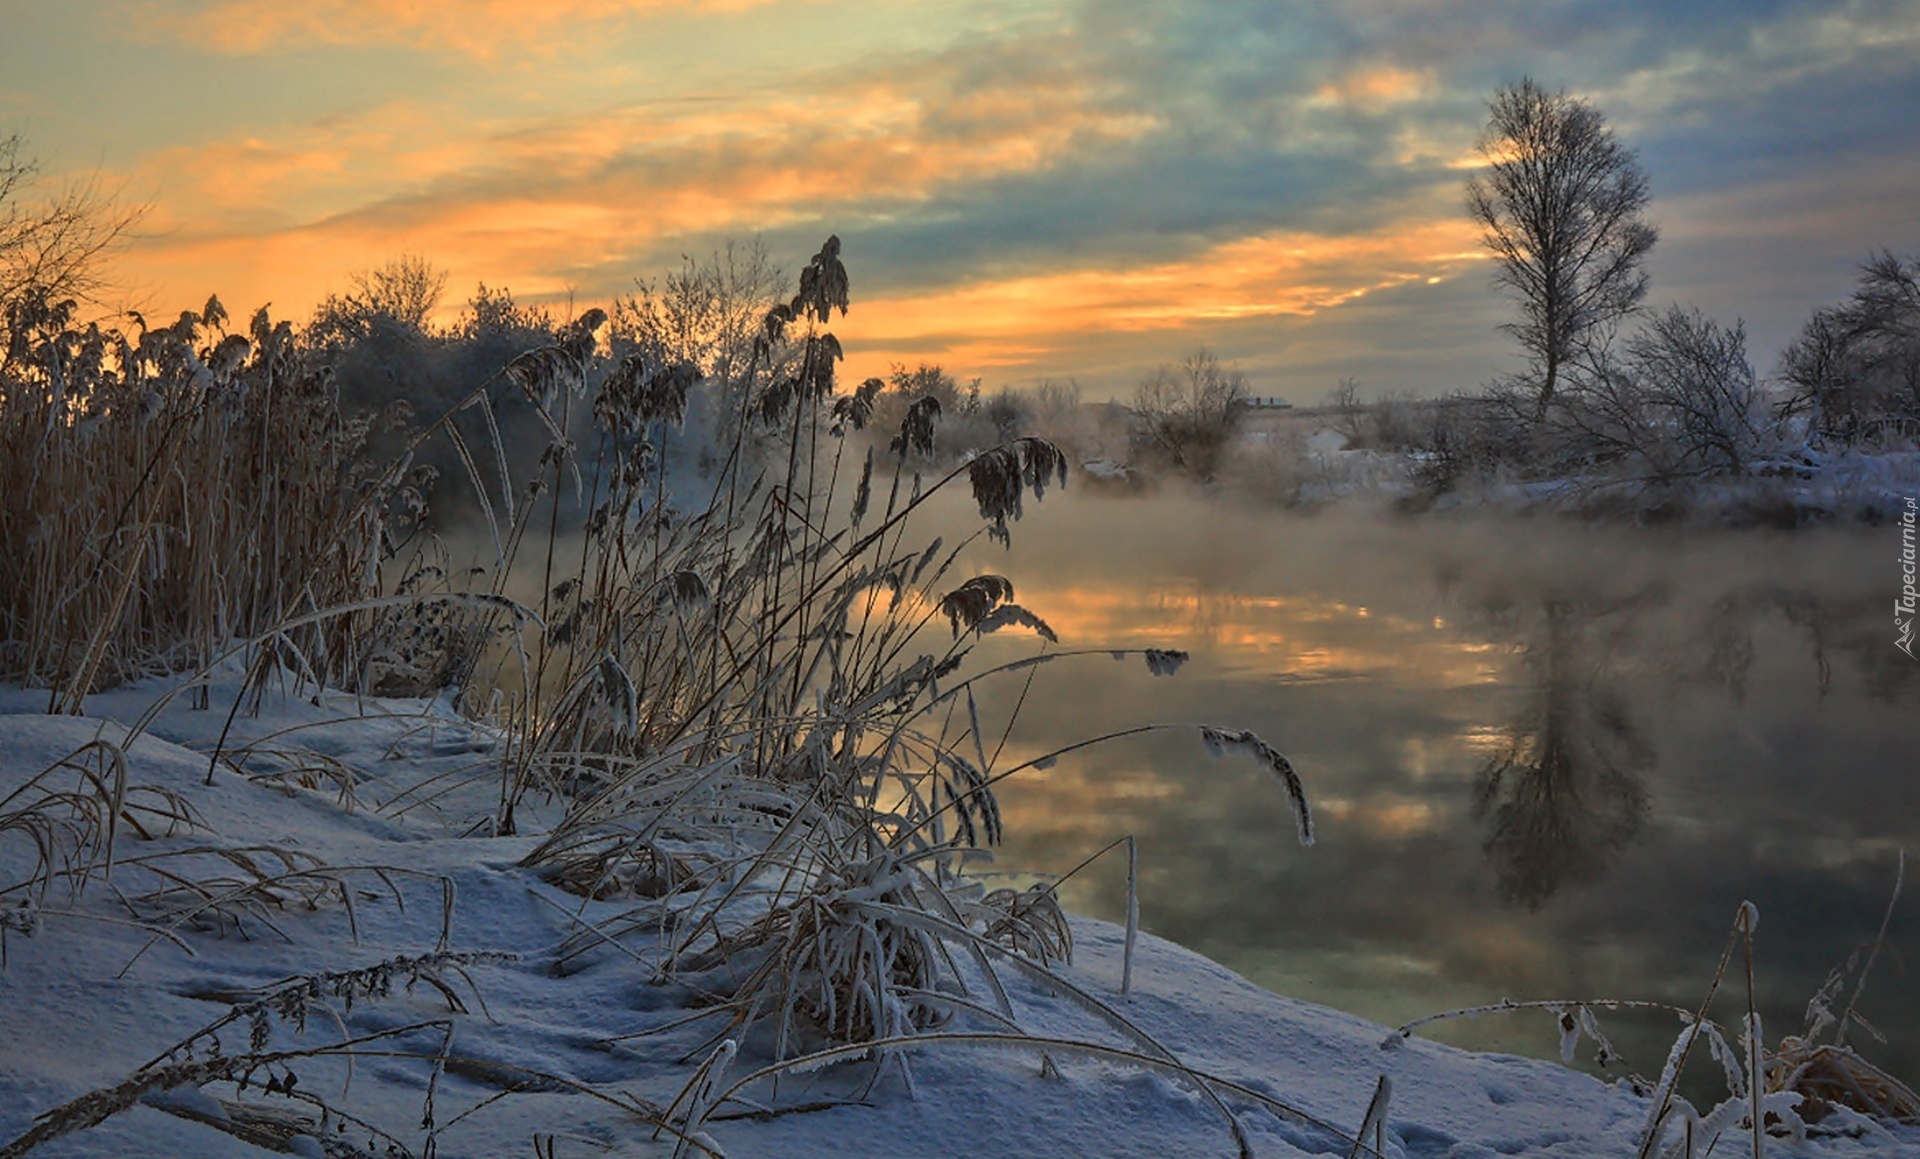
<box><xmin>1780</xmin><ymin>251</ymin><xmax>1920</xmax><ymax>446</ymax></box>
<box><xmin>1368</xmin><ymin>392</ymin><xmax>1430</xmax><ymax>452</ymax></box>
<box><xmin>1544</xmin><ymin>306</ymin><xmax>1767</xmax><ymax>484</ymax></box>
<box><xmin>1131</xmin><ymin>348</ymin><xmax>1246</xmax><ymax>480</ymax></box>
<box><xmin>307</xmin><ymin>254</ymin><xmax>448</xmax><ymax>352</ymax></box>
<box><xmin>1404</xmin><ymin>394</ymin><xmax>1533</xmax><ymax>497</ymax></box>
<box><xmin>864</xmin><ymin>362</ymin><xmax>1001</xmax><ymax>460</ymax></box>
<box><xmin>1624</xmin><ymin>306</ymin><xmax>1766</xmax><ymax>475</ymax></box>
<box><xmin>1031</xmin><ymin>376</ymin><xmax>1081</xmax><ymax>426</ymax></box>
<box><xmin>314</xmin><ymin>272</ymin><xmax>581</xmax><ymax>527</ymax></box>
<box><xmin>1030</xmin><ymin>377</ymin><xmax>1125</xmax><ymax>464</ymax></box>
<box><xmin>0</xmin><ymin>136</ymin><xmax>143</xmax><ymax>322</ymax></box>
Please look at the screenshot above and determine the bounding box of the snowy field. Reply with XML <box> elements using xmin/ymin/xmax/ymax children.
<box><xmin>3</xmin><ymin>675</ymin><xmax>1915</xmax><ymax>1158</ymax></box>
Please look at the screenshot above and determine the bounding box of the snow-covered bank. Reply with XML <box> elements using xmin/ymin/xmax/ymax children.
<box><xmin>1202</xmin><ymin>426</ymin><xmax>1920</xmax><ymax>527</ymax></box>
<box><xmin>2</xmin><ymin>679</ymin><xmax>1914</xmax><ymax>1158</ymax></box>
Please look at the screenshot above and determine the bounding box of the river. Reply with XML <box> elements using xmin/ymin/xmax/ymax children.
<box><xmin>931</xmin><ymin>485</ymin><xmax>1920</xmax><ymax>1089</ymax></box>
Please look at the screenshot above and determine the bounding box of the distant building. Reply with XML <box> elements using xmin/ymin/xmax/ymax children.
<box><xmin>1235</xmin><ymin>396</ymin><xmax>1293</xmax><ymax>411</ymax></box>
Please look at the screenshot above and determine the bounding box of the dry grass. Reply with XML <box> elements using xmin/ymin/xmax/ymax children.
<box><xmin>2</xmin><ymin>950</ymin><xmax>527</xmax><ymax>1159</ymax></box>
<box><xmin>0</xmin><ymin>292</ymin><xmax>424</xmax><ymax>703</ymax></box>
<box><xmin>0</xmin><ymin>736</ymin><xmax>197</xmax><ymax>910</ymax></box>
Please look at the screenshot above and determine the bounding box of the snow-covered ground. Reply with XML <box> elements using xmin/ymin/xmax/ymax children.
<box><xmin>1215</xmin><ymin>426</ymin><xmax>1920</xmax><ymax>525</ymax></box>
<box><xmin>2</xmin><ymin>675</ymin><xmax>1914</xmax><ymax>1158</ymax></box>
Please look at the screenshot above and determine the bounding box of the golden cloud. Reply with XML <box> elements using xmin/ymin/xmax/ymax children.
<box><xmin>109</xmin><ymin>53</ymin><xmax>1164</xmax><ymax>321</ymax></box>
<box><xmin>99</xmin><ymin>13</ymin><xmax>1485</xmax><ymax>389</ymax></box>
<box><xmin>1311</xmin><ymin>63</ymin><xmax>1435</xmax><ymax>112</ymax></box>
<box><xmin>837</xmin><ymin>217</ymin><xmax>1487</xmax><ymax>378</ymax></box>
<box><xmin>135</xmin><ymin>0</ymin><xmax>769</xmax><ymax>57</ymax></box>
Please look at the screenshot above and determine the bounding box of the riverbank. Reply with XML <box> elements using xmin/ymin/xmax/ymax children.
<box><xmin>3</xmin><ymin>674</ymin><xmax>1915</xmax><ymax>1157</ymax></box>
<box><xmin>1118</xmin><ymin>408</ymin><xmax>1920</xmax><ymax>527</ymax></box>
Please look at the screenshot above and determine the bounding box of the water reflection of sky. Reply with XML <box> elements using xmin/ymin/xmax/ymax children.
<box><xmin>922</xmin><ymin>487</ymin><xmax>1920</xmax><ymax>1089</ymax></box>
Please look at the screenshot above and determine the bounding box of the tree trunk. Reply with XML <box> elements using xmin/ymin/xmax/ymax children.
<box><xmin>1534</xmin><ymin>354</ymin><xmax>1559</xmax><ymax>425</ymax></box>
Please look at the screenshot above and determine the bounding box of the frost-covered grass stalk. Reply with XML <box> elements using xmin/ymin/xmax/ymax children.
<box><xmin>0</xmin><ymin>951</ymin><xmax>550</xmax><ymax>1159</ymax></box>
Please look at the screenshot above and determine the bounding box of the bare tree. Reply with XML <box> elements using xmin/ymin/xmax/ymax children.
<box><xmin>609</xmin><ymin>238</ymin><xmax>787</xmax><ymax>438</ymax></box>
<box><xmin>1328</xmin><ymin>376</ymin><xmax>1366</xmax><ymax>443</ymax></box>
<box><xmin>1032</xmin><ymin>376</ymin><xmax>1081</xmax><ymax>417</ymax></box>
<box><xmin>1779</xmin><ymin>251</ymin><xmax>1920</xmax><ymax>445</ymax></box>
<box><xmin>0</xmin><ymin>135</ymin><xmax>143</xmax><ymax>310</ymax></box>
<box><xmin>1468</xmin><ymin>78</ymin><xmax>1657</xmax><ymax>423</ymax></box>
<box><xmin>1131</xmin><ymin>347</ymin><xmax>1247</xmax><ymax>479</ymax></box>
<box><xmin>612</xmin><ymin>241</ymin><xmax>784</xmax><ymax>382</ymax></box>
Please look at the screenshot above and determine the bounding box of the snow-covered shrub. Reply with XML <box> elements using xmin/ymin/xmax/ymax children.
<box><xmin>1530</xmin><ymin>305</ymin><xmax>1771</xmax><ymax>486</ymax></box>
<box><xmin>1779</xmin><ymin>251</ymin><xmax>1920</xmax><ymax>447</ymax></box>
<box><xmin>1621</xmin><ymin>305</ymin><xmax>1770</xmax><ymax>477</ymax></box>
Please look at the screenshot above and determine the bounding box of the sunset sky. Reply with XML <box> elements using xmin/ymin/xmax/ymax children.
<box><xmin>4</xmin><ymin>0</ymin><xmax>1917</xmax><ymax>399</ymax></box>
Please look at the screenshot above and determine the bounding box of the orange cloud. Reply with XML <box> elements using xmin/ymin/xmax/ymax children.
<box><xmin>134</xmin><ymin>0</ymin><xmax>770</xmax><ymax>57</ymax></box>
<box><xmin>131</xmin><ymin>104</ymin><xmax>477</xmax><ymax>225</ymax></box>
<box><xmin>838</xmin><ymin>217</ymin><xmax>1487</xmax><ymax>379</ymax></box>
<box><xmin>111</xmin><ymin>59</ymin><xmax>1163</xmax><ymax>322</ymax></box>
<box><xmin>1311</xmin><ymin>63</ymin><xmax>1435</xmax><ymax>112</ymax></box>
<box><xmin>99</xmin><ymin>20</ymin><xmax>1478</xmax><ymax>389</ymax></box>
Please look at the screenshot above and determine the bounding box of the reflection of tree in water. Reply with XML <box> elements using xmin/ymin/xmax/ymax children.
<box><xmin>1472</xmin><ymin>597</ymin><xmax>1653</xmax><ymax>909</ymax></box>
<box><xmin>1465</xmin><ymin>574</ymin><xmax>1916</xmax><ymax>909</ymax></box>
<box><xmin>1695</xmin><ymin>584</ymin><xmax>1920</xmax><ymax>704</ymax></box>
<box><xmin>1697</xmin><ymin>585</ymin><xmax>1831</xmax><ymax>697</ymax></box>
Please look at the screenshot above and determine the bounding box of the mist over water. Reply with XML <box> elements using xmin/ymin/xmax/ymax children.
<box><xmin>920</xmin><ymin>486</ymin><xmax>1919</xmax><ymax>1086</ymax></box>
<box><xmin>458</xmin><ymin>469</ymin><xmax>1919</xmax><ymax>1090</ymax></box>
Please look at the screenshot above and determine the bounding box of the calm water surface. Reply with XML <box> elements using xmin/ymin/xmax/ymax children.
<box><xmin>931</xmin><ymin>487</ymin><xmax>1919</xmax><ymax>1087</ymax></box>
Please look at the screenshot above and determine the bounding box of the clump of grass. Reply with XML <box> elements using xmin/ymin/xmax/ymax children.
<box><xmin>114</xmin><ymin>847</ymin><xmax>402</xmax><ymax>945</ymax></box>
<box><xmin>721</xmin><ymin>847</ymin><xmax>954</xmax><ymax>1055</ymax></box>
<box><xmin>475</xmin><ymin>241</ymin><xmax>1328</xmax><ymax>1153</ymax></box>
<box><xmin>0</xmin><ymin>727</ymin><xmax>460</xmax><ymax>977</ymax></box>
<box><xmin>356</xmin><ymin>538</ymin><xmax>501</xmax><ymax>701</ymax></box>
<box><xmin>0</xmin><ymin>735</ymin><xmax>197</xmax><ymax>909</ymax></box>
<box><xmin>228</xmin><ymin>741</ymin><xmax>363</xmax><ymax>813</ymax></box>
<box><xmin>974</xmin><ymin>881</ymin><xmax>1073</xmax><ymax>968</ymax></box>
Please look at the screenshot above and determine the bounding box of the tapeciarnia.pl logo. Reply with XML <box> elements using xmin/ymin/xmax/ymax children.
<box><xmin>1899</xmin><ymin>496</ymin><xmax>1917</xmax><ymax>659</ymax></box>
